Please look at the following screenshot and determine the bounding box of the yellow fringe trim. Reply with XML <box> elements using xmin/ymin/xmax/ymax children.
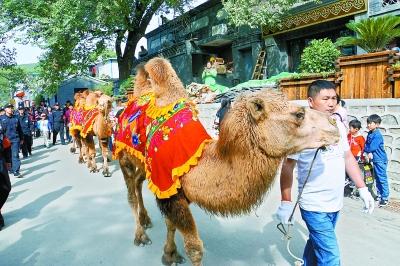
<box><xmin>83</xmin><ymin>104</ymin><xmax>97</xmax><ymax>111</ymax></box>
<box><xmin>80</xmin><ymin>123</ymin><xmax>94</xmax><ymax>138</ymax></box>
<box><xmin>69</xmin><ymin>125</ymin><xmax>82</xmax><ymax>132</ymax></box>
<box><xmin>113</xmin><ymin>141</ymin><xmax>145</xmax><ymax>163</ymax></box>
<box><xmin>145</xmin><ymin>138</ymin><xmax>211</xmax><ymax>199</ymax></box>
<box><xmin>145</xmin><ymin>97</ymin><xmax>187</xmax><ymax>119</ymax></box>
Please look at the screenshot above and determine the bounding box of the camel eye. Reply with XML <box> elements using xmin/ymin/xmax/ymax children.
<box><xmin>295</xmin><ymin>111</ymin><xmax>304</xmax><ymax>120</ymax></box>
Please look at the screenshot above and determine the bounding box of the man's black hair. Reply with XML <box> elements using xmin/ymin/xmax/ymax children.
<box><xmin>367</xmin><ymin>114</ymin><xmax>382</xmax><ymax>124</ymax></box>
<box><xmin>307</xmin><ymin>80</ymin><xmax>336</xmax><ymax>98</ymax></box>
<box><xmin>349</xmin><ymin>119</ymin><xmax>362</xmax><ymax>130</ymax></box>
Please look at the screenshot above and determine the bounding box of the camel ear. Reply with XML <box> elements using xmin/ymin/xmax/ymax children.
<box><xmin>247</xmin><ymin>97</ymin><xmax>266</xmax><ymax>121</ymax></box>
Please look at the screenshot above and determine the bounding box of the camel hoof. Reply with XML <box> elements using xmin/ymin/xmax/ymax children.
<box><xmin>78</xmin><ymin>158</ymin><xmax>84</xmax><ymax>164</ymax></box>
<box><xmin>70</xmin><ymin>147</ymin><xmax>76</xmax><ymax>153</ymax></box>
<box><xmin>162</xmin><ymin>251</ymin><xmax>186</xmax><ymax>265</ymax></box>
<box><xmin>102</xmin><ymin>170</ymin><xmax>111</xmax><ymax>177</ymax></box>
<box><xmin>140</xmin><ymin>215</ymin><xmax>153</xmax><ymax>229</ymax></box>
<box><xmin>90</xmin><ymin>168</ymin><xmax>99</xmax><ymax>173</ymax></box>
<box><xmin>134</xmin><ymin>233</ymin><xmax>152</xmax><ymax>246</ymax></box>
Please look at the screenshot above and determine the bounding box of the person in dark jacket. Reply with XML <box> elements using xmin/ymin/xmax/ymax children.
<box><xmin>216</xmin><ymin>97</ymin><xmax>231</xmax><ymax>125</ymax></box>
<box><xmin>51</xmin><ymin>103</ymin><xmax>65</xmax><ymax>145</ymax></box>
<box><xmin>0</xmin><ymin>124</ymin><xmax>12</xmax><ymax>230</ymax></box>
<box><xmin>0</xmin><ymin>104</ymin><xmax>23</xmax><ymax>178</ymax></box>
<box><xmin>17</xmin><ymin>106</ymin><xmax>33</xmax><ymax>157</ymax></box>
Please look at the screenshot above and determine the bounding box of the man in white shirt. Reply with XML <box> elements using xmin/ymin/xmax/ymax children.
<box><xmin>277</xmin><ymin>80</ymin><xmax>374</xmax><ymax>266</ymax></box>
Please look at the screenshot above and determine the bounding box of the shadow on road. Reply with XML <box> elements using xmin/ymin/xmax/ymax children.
<box><xmin>13</xmin><ymin>170</ymin><xmax>56</xmax><ymax>187</ymax></box>
<box><xmin>4</xmin><ymin>186</ymin><xmax>72</xmax><ymax>225</ymax></box>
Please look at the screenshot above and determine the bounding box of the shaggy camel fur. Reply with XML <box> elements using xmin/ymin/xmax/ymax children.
<box><xmin>81</xmin><ymin>91</ymin><xmax>114</xmax><ymax>177</ymax></box>
<box><xmin>70</xmin><ymin>92</ymin><xmax>87</xmax><ymax>163</ymax></box>
<box><xmin>120</xmin><ymin>57</ymin><xmax>340</xmax><ymax>266</ymax></box>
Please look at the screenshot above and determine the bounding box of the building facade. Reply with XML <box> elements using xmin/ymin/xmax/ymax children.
<box><xmin>138</xmin><ymin>0</ymin><xmax>264</xmax><ymax>87</ymax></box>
<box><xmin>263</xmin><ymin>0</ymin><xmax>400</xmax><ymax>76</ymax></box>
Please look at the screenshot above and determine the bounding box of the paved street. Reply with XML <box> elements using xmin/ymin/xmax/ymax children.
<box><xmin>1</xmin><ymin>139</ymin><xmax>399</xmax><ymax>266</ymax></box>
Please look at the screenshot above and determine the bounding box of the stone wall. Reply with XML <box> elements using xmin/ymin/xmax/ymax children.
<box><xmin>198</xmin><ymin>98</ymin><xmax>400</xmax><ymax>193</ymax></box>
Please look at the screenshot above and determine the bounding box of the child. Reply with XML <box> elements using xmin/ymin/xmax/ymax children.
<box><xmin>364</xmin><ymin>114</ymin><xmax>389</xmax><ymax>206</ymax></box>
<box><xmin>347</xmin><ymin>119</ymin><xmax>365</xmax><ymax>161</ymax></box>
<box><xmin>37</xmin><ymin>113</ymin><xmax>51</xmax><ymax>148</ymax></box>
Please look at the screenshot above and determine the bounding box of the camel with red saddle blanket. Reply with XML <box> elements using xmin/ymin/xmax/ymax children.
<box><xmin>114</xmin><ymin>57</ymin><xmax>340</xmax><ymax>266</ymax></box>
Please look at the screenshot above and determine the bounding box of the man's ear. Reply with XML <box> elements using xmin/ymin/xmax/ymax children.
<box><xmin>247</xmin><ymin>97</ymin><xmax>266</xmax><ymax>122</ymax></box>
<box><xmin>307</xmin><ymin>97</ymin><xmax>314</xmax><ymax>109</ymax></box>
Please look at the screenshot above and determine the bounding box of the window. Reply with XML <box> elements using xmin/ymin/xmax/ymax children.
<box><xmin>382</xmin><ymin>0</ymin><xmax>400</xmax><ymax>7</ymax></box>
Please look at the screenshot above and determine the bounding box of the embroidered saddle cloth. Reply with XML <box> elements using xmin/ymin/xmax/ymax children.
<box><xmin>145</xmin><ymin>98</ymin><xmax>211</xmax><ymax>199</ymax></box>
<box><xmin>113</xmin><ymin>93</ymin><xmax>154</xmax><ymax>162</ymax></box>
<box><xmin>69</xmin><ymin>106</ymin><xmax>84</xmax><ymax>135</ymax></box>
<box><xmin>80</xmin><ymin>107</ymin><xmax>100</xmax><ymax>138</ymax></box>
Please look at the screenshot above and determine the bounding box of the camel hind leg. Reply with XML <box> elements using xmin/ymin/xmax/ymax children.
<box><xmin>135</xmin><ymin>173</ymin><xmax>152</xmax><ymax>229</ymax></box>
<box><xmin>85</xmin><ymin>135</ymin><xmax>98</xmax><ymax>173</ymax></box>
<box><xmin>157</xmin><ymin>191</ymin><xmax>203</xmax><ymax>266</ymax></box>
<box><xmin>162</xmin><ymin>218</ymin><xmax>186</xmax><ymax>265</ymax></box>
<box><xmin>76</xmin><ymin>135</ymin><xmax>85</xmax><ymax>164</ymax></box>
<box><xmin>119</xmin><ymin>152</ymin><xmax>151</xmax><ymax>246</ymax></box>
<box><xmin>99</xmin><ymin>137</ymin><xmax>111</xmax><ymax>177</ymax></box>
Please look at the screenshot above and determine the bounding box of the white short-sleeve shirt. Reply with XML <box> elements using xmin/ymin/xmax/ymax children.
<box><xmin>288</xmin><ymin>121</ymin><xmax>350</xmax><ymax>212</ymax></box>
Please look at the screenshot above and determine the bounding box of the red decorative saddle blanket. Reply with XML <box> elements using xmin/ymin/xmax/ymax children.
<box><xmin>113</xmin><ymin>93</ymin><xmax>154</xmax><ymax>162</ymax></box>
<box><xmin>69</xmin><ymin>107</ymin><xmax>84</xmax><ymax>135</ymax></box>
<box><xmin>144</xmin><ymin>98</ymin><xmax>211</xmax><ymax>199</ymax></box>
<box><xmin>80</xmin><ymin>107</ymin><xmax>100</xmax><ymax>138</ymax></box>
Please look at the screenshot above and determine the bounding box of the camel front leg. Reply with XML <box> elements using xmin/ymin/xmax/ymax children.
<box><xmin>162</xmin><ymin>218</ymin><xmax>186</xmax><ymax>265</ymax></box>
<box><xmin>86</xmin><ymin>135</ymin><xmax>98</xmax><ymax>173</ymax></box>
<box><xmin>99</xmin><ymin>137</ymin><xmax>111</xmax><ymax>177</ymax></box>
<box><xmin>76</xmin><ymin>135</ymin><xmax>85</xmax><ymax>164</ymax></box>
<box><xmin>158</xmin><ymin>193</ymin><xmax>203</xmax><ymax>266</ymax></box>
<box><xmin>135</xmin><ymin>172</ymin><xmax>152</xmax><ymax>229</ymax></box>
<box><xmin>70</xmin><ymin>137</ymin><xmax>77</xmax><ymax>153</ymax></box>
<box><xmin>120</xmin><ymin>154</ymin><xmax>151</xmax><ymax>246</ymax></box>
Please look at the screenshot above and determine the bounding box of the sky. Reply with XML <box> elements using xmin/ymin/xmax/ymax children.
<box><xmin>5</xmin><ymin>0</ymin><xmax>208</xmax><ymax>65</ymax></box>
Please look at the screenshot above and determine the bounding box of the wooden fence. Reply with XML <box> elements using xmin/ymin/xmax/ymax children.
<box><xmin>279</xmin><ymin>51</ymin><xmax>399</xmax><ymax>100</ymax></box>
<box><xmin>279</xmin><ymin>73</ymin><xmax>337</xmax><ymax>100</ymax></box>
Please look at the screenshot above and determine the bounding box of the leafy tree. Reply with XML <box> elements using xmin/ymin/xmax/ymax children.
<box><xmin>97</xmin><ymin>82</ymin><xmax>114</xmax><ymax>96</ymax></box>
<box><xmin>335</xmin><ymin>15</ymin><xmax>400</xmax><ymax>53</ymax></box>
<box><xmin>299</xmin><ymin>38</ymin><xmax>340</xmax><ymax>73</ymax></box>
<box><xmin>0</xmin><ymin>0</ymin><xmax>193</xmax><ymax>95</ymax></box>
<box><xmin>0</xmin><ymin>36</ymin><xmax>16</xmax><ymax>68</ymax></box>
<box><xmin>0</xmin><ymin>66</ymin><xmax>27</xmax><ymax>104</ymax></box>
<box><xmin>222</xmin><ymin>0</ymin><xmax>311</xmax><ymax>28</ymax></box>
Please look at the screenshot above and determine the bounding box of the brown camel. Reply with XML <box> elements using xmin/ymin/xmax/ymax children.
<box><xmin>119</xmin><ymin>57</ymin><xmax>340</xmax><ymax>266</ymax></box>
<box><xmin>80</xmin><ymin>91</ymin><xmax>114</xmax><ymax>176</ymax></box>
<box><xmin>70</xmin><ymin>91</ymin><xmax>87</xmax><ymax>163</ymax></box>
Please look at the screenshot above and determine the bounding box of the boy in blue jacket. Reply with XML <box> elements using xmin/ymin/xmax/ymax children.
<box><xmin>364</xmin><ymin>114</ymin><xmax>389</xmax><ymax>206</ymax></box>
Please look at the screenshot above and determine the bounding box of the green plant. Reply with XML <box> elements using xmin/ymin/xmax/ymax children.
<box><xmin>299</xmin><ymin>38</ymin><xmax>341</xmax><ymax>73</ymax></box>
<box><xmin>118</xmin><ymin>76</ymin><xmax>135</xmax><ymax>96</ymax></box>
<box><xmin>33</xmin><ymin>93</ymin><xmax>45</xmax><ymax>106</ymax></box>
<box><xmin>97</xmin><ymin>82</ymin><xmax>113</xmax><ymax>96</ymax></box>
<box><xmin>335</xmin><ymin>15</ymin><xmax>400</xmax><ymax>53</ymax></box>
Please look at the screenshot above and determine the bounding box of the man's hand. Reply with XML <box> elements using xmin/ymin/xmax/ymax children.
<box><xmin>276</xmin><ymin>201</ymin><xmax>294</xmax><ymax>224</ymax></box>
<box><xmin>358</xmin><ymin>187</ymin><xmax>375</xmax><ymax>214</ymax></box>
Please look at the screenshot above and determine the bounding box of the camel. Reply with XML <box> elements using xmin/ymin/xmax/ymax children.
<box><xmin>80</xmin><ymin>91</ymin><xmax>114</xmax><ymax>177</ymax></box>
<box><xmin>69</xmin><ymin>91</ymin><xmax>87</xmax><ymax>163</ymax></box>
<box><xmin>118</xmin><ymin>57</ymin><xmax>340</xmax><ymax>266</ymax></box>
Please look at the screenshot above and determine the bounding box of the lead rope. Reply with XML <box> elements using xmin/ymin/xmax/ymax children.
<box><xmin>277</xmin><ymin>146</ymin><xmax>326</xmax><ymax>266</ymax></box>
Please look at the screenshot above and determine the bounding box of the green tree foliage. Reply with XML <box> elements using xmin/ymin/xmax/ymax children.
<box><xmin>0</xmin><ymin>0</ymin><xmax>192</xmax><ymax>95</ymax></box>
<box><xmin>299</xmin><ymin>38</ymin><xmax>340</xmax><ymax>73</ymax></box>
<box><xmin>335</xmin><ymin>15</ymin><xmax>400</xmax><ymax>53</ymax></box>
<box><xmin>222</xmin><ymin>0</ymin><xmax>311</xmax><ymax>28</ymax></box>
<box><xmin>0</xmin><ymin>67</ymin><xmax>27</xmax><ymax>105</ymax></box>
<box><xmin>0</xmin><ymin>36</ymin><xmax>16</xmax><ymax>68</ymax></box>
<box><xmin>97</xmin><ymin>82</ymin><xmax>114</xmax><ymax>96</ymax></box>
<box><xmin>118</xmin><ymin>76</ymin><xmax>135</xmax><ymax>96</ymax></box>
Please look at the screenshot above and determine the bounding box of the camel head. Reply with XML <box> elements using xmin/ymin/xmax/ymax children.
<box><xmin>97</xmin><ymin>94</ymin><xmax>113</xmax><ymax>115</ymax></box>
<box><xmin>144</xmin><ymin>57</ymin><xmax>187</xmax><ymax>99</ymax></box>
<box><xmin>133</xmin><ymin>63</ymin><xmax>152</xmax><ymax>97</ymax></box>
<box><xmin>217</xmin><ymin>89</ymin><xmax>340</xmax><ymax>158</ymax></box>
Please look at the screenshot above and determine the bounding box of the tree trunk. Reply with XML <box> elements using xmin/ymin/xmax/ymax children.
<box><xmin>116</xmin><ymin>30</ymin><xmax>142</xmax><ymax>82</ymax></box>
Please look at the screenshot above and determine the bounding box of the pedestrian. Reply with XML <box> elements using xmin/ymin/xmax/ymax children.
<box><xmin>46</xmin><ymin>106</ymin><xmax>53</xmax><ymax>141</ymax></box>
<box><xmin>333</xmin><ymin>94</ymin><xmax>348</xmax><ymax>130</ymax></box>
<box><xmin>277</xmin><ymin>80</ymin><xmax>374</xmax><ymax>265</ymax></box>
<box><xmin>214</xmin><ymin>97</ymin><xmax>231</xmax><ymax>133</ymax></box>
<box><xmin>51</xmin><ymin>103</ymin><xmax>66</xmax><ymax>145</ymax></box>
<box><xmin>0</xmin><ymin>123</ymin><xmax>12</xmax><ymax>230</ymax></box>
<box><xmin>64</xmin><ymin>104</ymin><xmax>73</xmax><ymax>143</ymax></box>
<box><xmin>17</xmin><ymin>106</ymin><xmax>33</xmax><ymax>157</ymax></box>
<box><xmin>0</xmin><ymin>107</ymin><xmax>5</xmax><ymax>117</ymax></box>
<box><xmin>364</xmin><ymin>114</ymin><xmax>389</xmax><ymax>207</ymax></box>
<box><xmin>37</xmin><ymin>113</ymin><xmax>51</xmax><ymax>148</ymax></box>
<box><xmin>0</xmin><ymin>104</ymin><xmax>24</xmax><ymax>178</ymax></box>
<box><xmin>347</xmin><ymin>119</ymin><xmax>365</xmax><ymax>161</ymax></box>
